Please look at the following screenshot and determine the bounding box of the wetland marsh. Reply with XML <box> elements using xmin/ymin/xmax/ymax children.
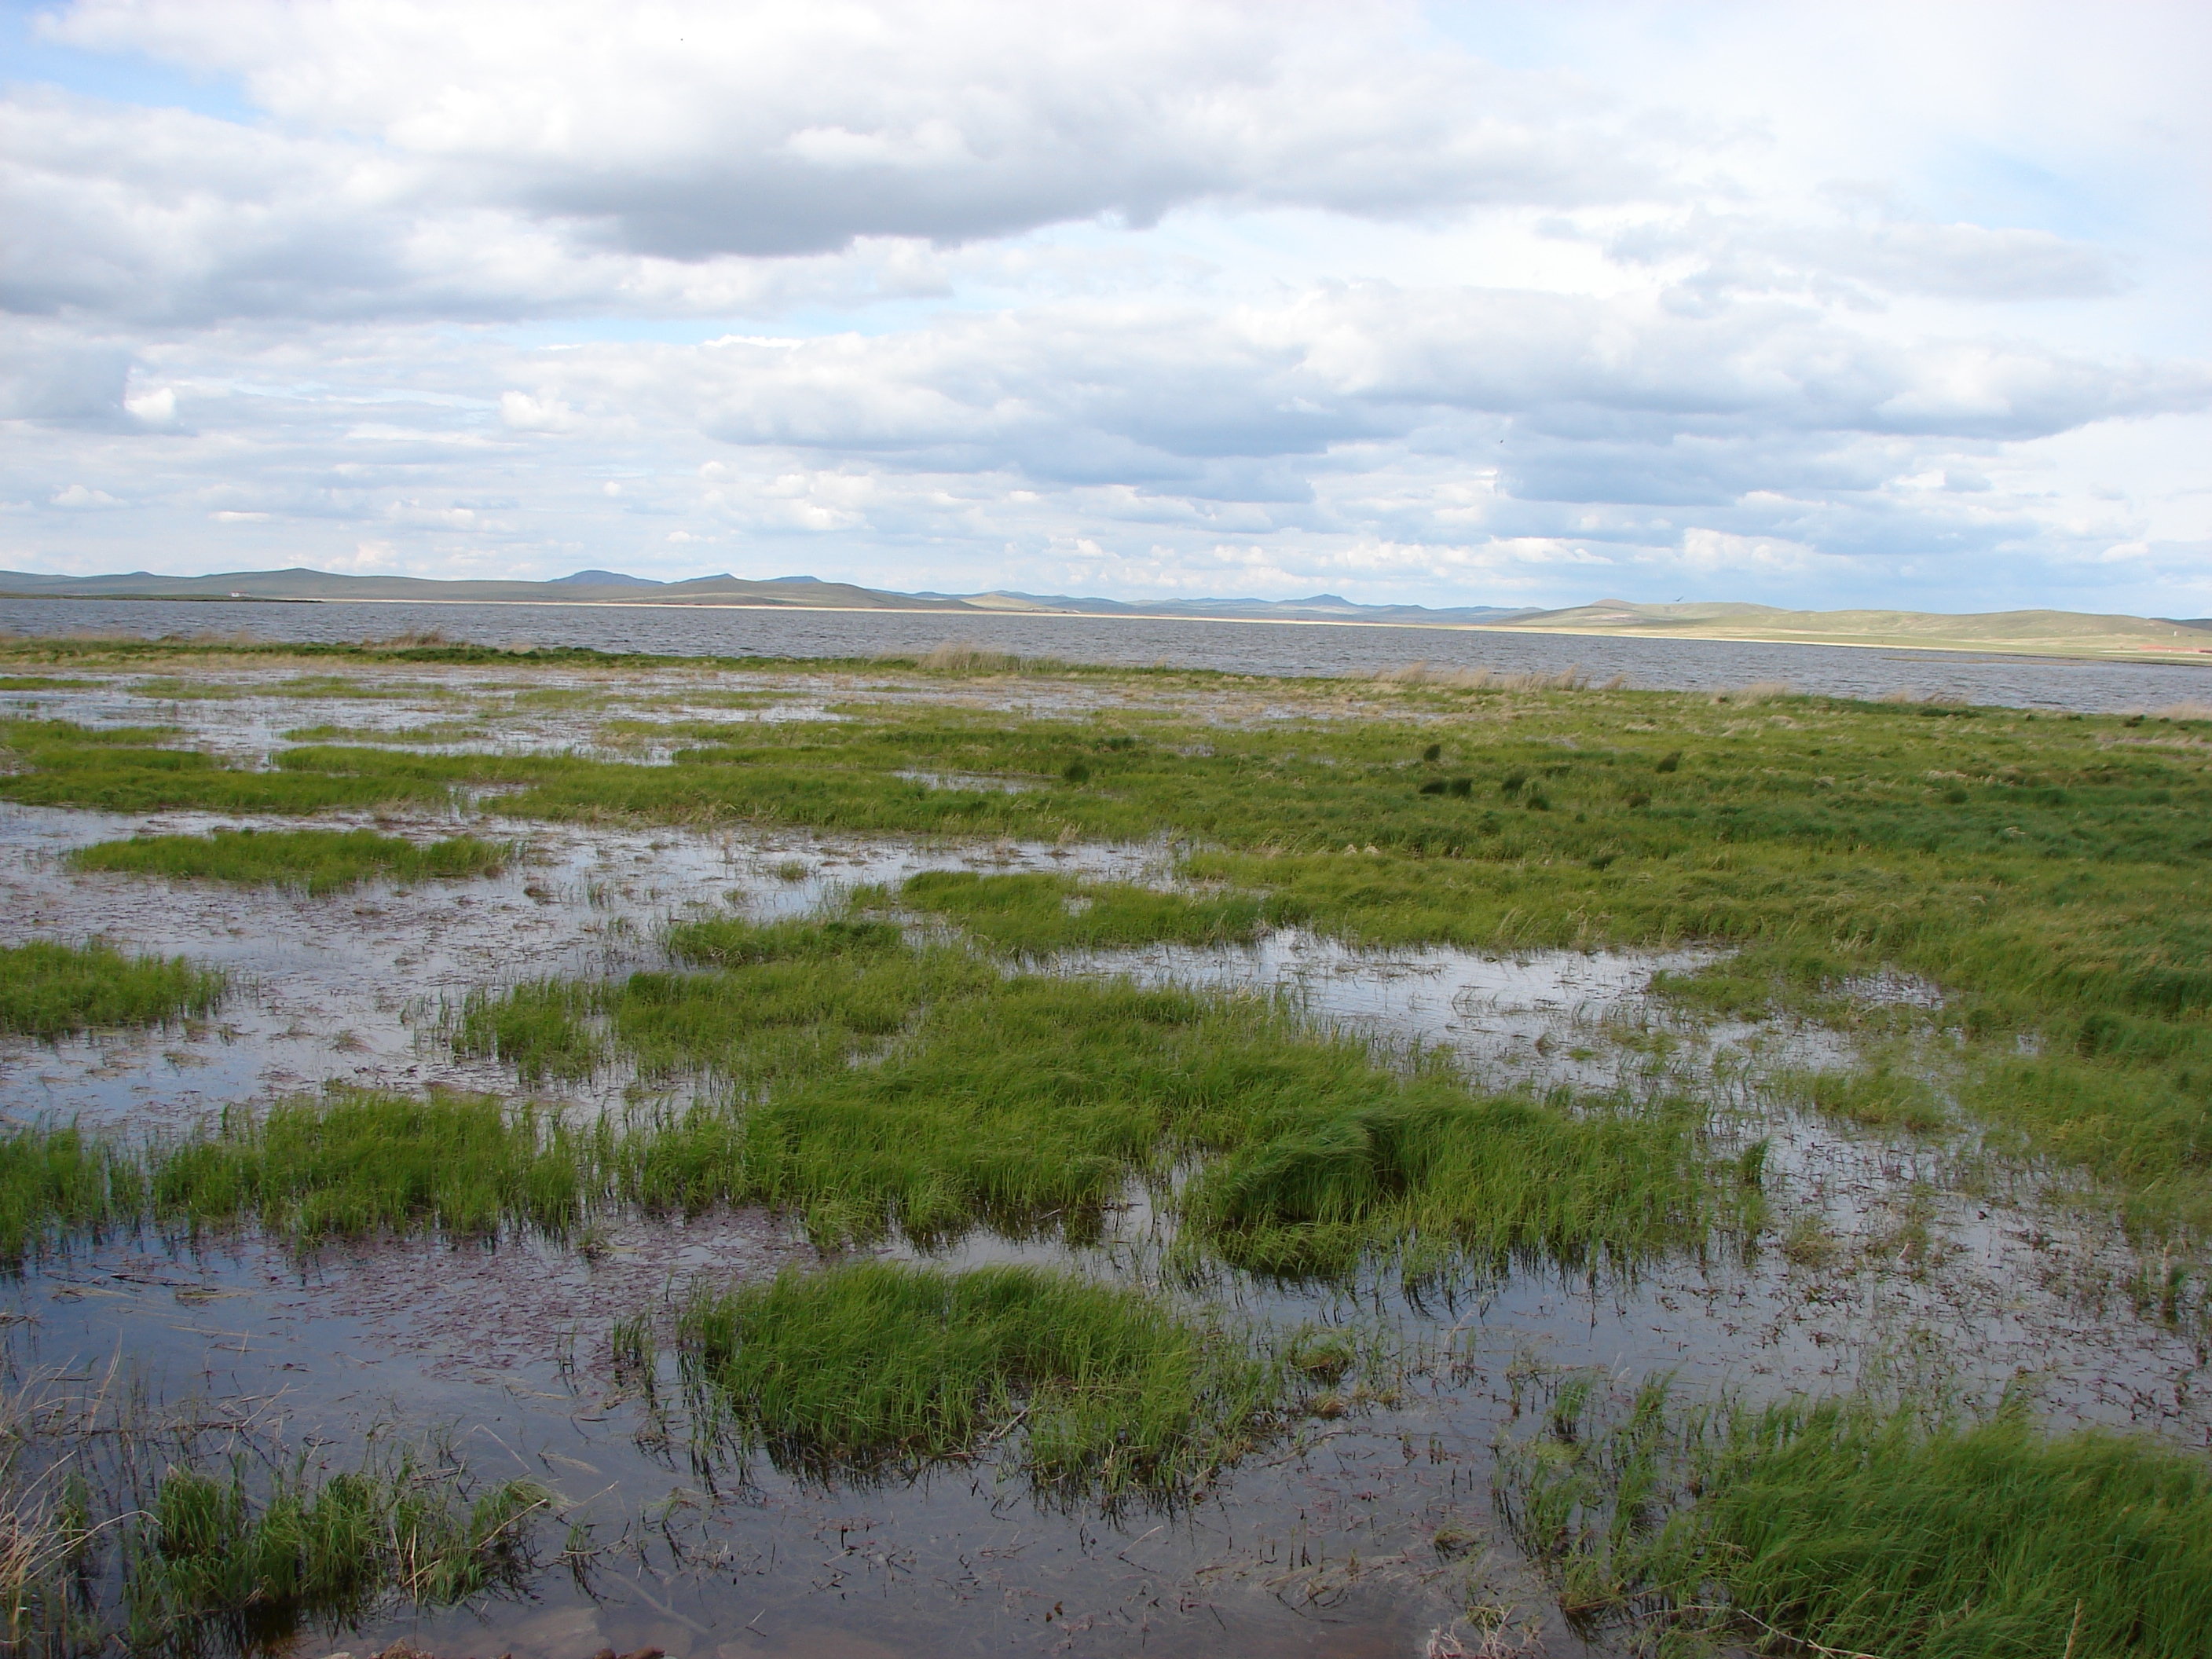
<box><xmin>1</xmin><ymin>632</ymin><xmax>2208</xmax><ymax>1658</ymax></box>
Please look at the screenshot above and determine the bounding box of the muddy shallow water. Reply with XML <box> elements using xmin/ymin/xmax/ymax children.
<box><xmin>4</xmin><ymin>668</ymin><xmax>2209</xmax><ymax>1659</ymax></box>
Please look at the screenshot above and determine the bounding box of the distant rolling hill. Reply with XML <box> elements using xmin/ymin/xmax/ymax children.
<box><xmin>0</xmin><ymin>566</ymin><xmax>1533</xmax><ymax>628</ymax></box>
<box><xmin>2</xmin><ymin>568</ymin><xmax>2207</xmax><ymax>664</ymax></box>
<box><xmin>1481</xmin><ymin>599</ymin><xmax>2212</xmax><ymax>662</ymax></box>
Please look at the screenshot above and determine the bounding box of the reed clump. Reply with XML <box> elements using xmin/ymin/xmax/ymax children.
<box><xmin>1375</xmin><ymin>661</ymin><xmax>1588</xmax><ymax>690</ymax></box>
<box><xmin>0</xmin><ymin>1089</ymin><xmax>586</xmax><ymax>1269</ymax></box>
<box><xmin>0</xmin><ymin>1363</ymin><xmax>545</xmax><ymax>1659</ymax></box>
<box><xmin>675</xmin><ymin>1261</ymin><xmax>1294</xmax><ymax>1499</ymax></box>
<box><xmin>152</xmin><ymin>1090</ymin><xmax>585</xmax><ymax>1243</ymax></box>
<box><xmin>1495</xmin><ymin>1376</ymin><xmax>2212</xmax><ymax>1658</ymax></box>
<box><xmin>0</xmin><ymin>1124</ymin><xmax>145</xmax><ymax>1268</ymax></box>
<box><xmin>0</xmin><ymin>940</ymin><xmax>225</xmax><ymax>1039</ymax></box>
<box><xmin>70</xmin><ymin>828</ymin><xmax>507</xmax><ymax>894</ymax></box>
<box><xmin>120</xmin><ymin>1459</ymin><xmax>544</xmax><ymax>1654</ymax></box>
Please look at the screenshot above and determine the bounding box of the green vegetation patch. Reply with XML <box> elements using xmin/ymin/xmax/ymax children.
<box><xmin>1497</xmin><ymin>1379</ymin><xmax>2212</xmax><ymax>1659</ymax></box>
<box><xmin>4</xmin><ymin>1434</ymin><xmax>543</xmax><ymax>1658</ymax></box>
<box><xmin>0</xmin><ymin>939</ymin><xmax>225</xmax><ymax>1039</ymax></box>
<box><xmin>462</xmin><ymin>921</ymin><xmax>1718</xmax><ymax>1276</ymax></box>
<box><xmin>129</xmin><ymin>677</ymin><xmax>247</xmax><ymax>701</ymax></box>
<box><xmin>898</xmin><ymin>870</ymin><xmax>1267</xmax><ymax>950</ymax></box>
<box><xmin>267</xmin><ymin>675</ymin><xmax>455</xmax><ymax>700</ymax></box>
<box><xmin>71</xmin><ymin>827</ymin><xmax>508</xmax><ymax>894</ymax></box>
<box><xmin>0</xmin><ymin>1123</ymin><xmax>143</xmax><ymax>1268</ymax></box>
<box><xmin>676</xmin><ymin>1261</ymin><xmax>1292</xmax><ymax>1497</ymax></box>
<box><xmin>454</xmin><ymin>917</ymin><xmax>957</xmax><ymax>1095</ymax></box>
<box><xmin>16</xmin><ymin>649</ymin><xmax>2212</xmax><ymax>1235</ymax></box>
<box><xmin>0</xmin><ymin>1091</ymin><xmax>583</xmax><ymax>1269</ymax></box>
<box><xmin>121</xmin><ymin>1459</ymin><xmax>543</xmax><ymax>1654</ymax></box>
<box><xmin>1771</xmin><ymin>1063</ymin><xmax>1950</xmax><ymax>1135</ymax></box>
<box><xmin>665</xmin><ymin>914</ymin><xmax>907</xmax><ymax>967</ymax></box>
<box><xmin>154</xmin><ymin>1090</ymin><xmax>584</xmax><ymax>1243</ymax></box>
<box><xmin>278</xmin><ymin>721</ymin><xmax>488</xmax><ymax>745</ymax></box>
<box><xmin>0</xmin><ymin>719</ymin><xmax>466</xmax><ymax>813</ymax></box>
<box><xmin>450</xmin><ymin>979</ymin><xmax>608</xmax><ymax>1086</ymax></box>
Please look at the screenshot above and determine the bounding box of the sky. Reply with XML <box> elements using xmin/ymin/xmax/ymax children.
<box><xmin>2</xmin><ymin>0</ymin><xmax>2208</xmax><ymax>614</ymax></box>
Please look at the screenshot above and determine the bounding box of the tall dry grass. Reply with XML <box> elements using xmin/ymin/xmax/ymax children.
<box><xmin>1375</xmin><ymin>661</ymin><xmax>1590</xmax><ymax>690</ymax></box>
<box><xmin>1711</xmin><ymin>679</ymin><xmax>1793</xmax><ymax>704</ymax></box>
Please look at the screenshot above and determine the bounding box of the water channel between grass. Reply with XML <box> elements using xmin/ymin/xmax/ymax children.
<box><xmin>2</xmin><ymin>653</ymin><xmax>2208</xmax><ymax>1659</ymax></box>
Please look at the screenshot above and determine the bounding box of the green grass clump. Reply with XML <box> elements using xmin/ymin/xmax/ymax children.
<box><xmin>278</xmin><ymin>721</ymin><xmax>488</xmax><ymax>744</ymax></box>
<box><xmin>898</xmin><ymin>870</ymin><xmax>1266</xmax><ymax>950</ymax></box>
<box><xmin>473</xmin><ymin>918</ymin><xmax>927</xmax><ymax>1094</ymax></box>
<box><xmin>0</xmin><ymin>1431</ymin><xmax>541</xmax><ymax>1657</ymax></box>
<box><xmin>152</xmin><ymin>1089</ymin><xmax>584</xmax><ymax>1242</ymax></box>
<box><xmin>0</xmin><ymin>719</ymin><xmax>463</xmax><ymax>814</ymax></box>
<box><xmin>665</xmin><ymin>914</ymin><xmax>906</xmax><ymax>966</ymax></box>
<box><xmin>70</xmin><ymin>827</ymin><xmax>507</xmax><ymax>894</ymax></box>
<box><xmin>449</xmin><ymin>979</ymin><xmax>605</xmax><ymax>1084</ymax></box>
<box><xmin>0</xmin><ymin>1124</ymin><xmax>145</xmax><ymax>1269</ymax></box>
<box><xmin>122</xmin><ymin>1458</ymin><xmax>543</xmax><ymax>1654</ymax></box>
<box><xmin>1181</xmin><ymin>1082</ymin><xmax>1710</xmax><ymax>1278</ymax></box>
<box><xmin>676</xmin><ymin>1261</ymin><xmax>1289</xmax><ymax>1497</ymax></box>
<box><xmin>2</xmin><ymin>1091</ymin><xmax>584</xmax><ymax>1264</ymax></box>
<box><xmin>0</xmin><ymin>939</ymin><xmax>225</xmax><ymax>1038</ymax></box>
<box><xmin>1500</xmin><ymin>1380</ymin><xmax>2212</xmax><ymax>1657</ymax></box>
<box><xmin>562</xmin><ymin>932</ymin><xmax>1716</xmax><ymax>1274</ymax></box>
<box><xmin>1773</xmin><ymin>1064</ymin><xmax>1950</xmax><ymax>1134</ymax></box>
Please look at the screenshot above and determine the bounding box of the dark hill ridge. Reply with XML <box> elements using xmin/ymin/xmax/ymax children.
<box><xmin>0</xmin><ymin>566</ymin><xmax>1533</xmax><ymax>626</ymax></box>
<box><xmin>550</xmin><ymin>569</ymin><xmax>662</xmax><ymax>586</ymax></box>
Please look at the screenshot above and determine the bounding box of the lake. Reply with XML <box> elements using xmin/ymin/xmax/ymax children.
<box><xmin>5</xmin><ymin>595</ymin><xmax>2210</xmax><ymax>712</ymax></box>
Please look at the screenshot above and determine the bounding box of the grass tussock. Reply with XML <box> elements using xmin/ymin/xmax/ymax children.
<box><xmin>676</xmin><ymin>1261</ymin><xmax>1294</xmax><ymax>1499</ymax></box>
<box><xmin>1375</xmin><ymin>661</ymin><xmax>1588</xmax><ymax>690</ymax></box>
<box><xmin>1495</xmin><ymin>1376</ymin><xmax>2212</xmax><ymax>1658</ymax></box>
<box><xmin>910</xmin><ymin>639</ymin><xmax>1042</xmax><ymax>674</ymax></box>
<box><xmin>0</xmin><ymin>1125</ymin><xmax>142</xmax><ymax>1269</ymax></box>
<box><xmin>153</xmin><ymin>1090</ymin><xmax>585</xmax><ymax>1243</ymax></box>
<box><xmin>665</xmin><ymin>914</ymin><xmax>906</xmax><ymax>966</ymax></box>
<box><xmin>119</xmin><ymin>1458</ymin><xmax>543</xmax><ymax>1655</ymax></box>
<box><xmin>1772</xmin><ymin>1064</ymin><xmax>1950</xmax><ymax>1135</ymax></box>
<box><xmin>0</xmin><ymin>1090</ymin><xmax>582</xmax><ymax>1268</ymax></box>
<box><xmin>449</xmin><ymin>979</ymin><xmax>606</xmax><ymax>1084</ymax></box>
<box><xmin>898</xmin><ymin>870</ymin><xmax>1267</xmax><ymax>950</ymax></box>
<box><xmin>0</xmin><ymin>940</ymin><xmax>225</xmax><ymax>1039</ymax></box>
<box><xmin>456</xmin><ymin>923</ymin><xmax>1720</xmax><ymax>1276</ymax></box>
<box><xmin>70</xmin><ymin>827</ymin><xmax>507</xmax><ymax>894</ymax></box>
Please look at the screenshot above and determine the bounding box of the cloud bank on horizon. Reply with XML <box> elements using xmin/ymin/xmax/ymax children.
<box><xmin>2</xmin><ymin>0</ymin><xmax>2207</xmax><ymax>613</ymax></box>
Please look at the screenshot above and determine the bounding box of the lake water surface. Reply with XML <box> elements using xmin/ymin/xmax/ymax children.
<box><xmin>6</xmin><ymin>596</ymin><xmax>2210</xmax><ymax>713</ymax></box>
